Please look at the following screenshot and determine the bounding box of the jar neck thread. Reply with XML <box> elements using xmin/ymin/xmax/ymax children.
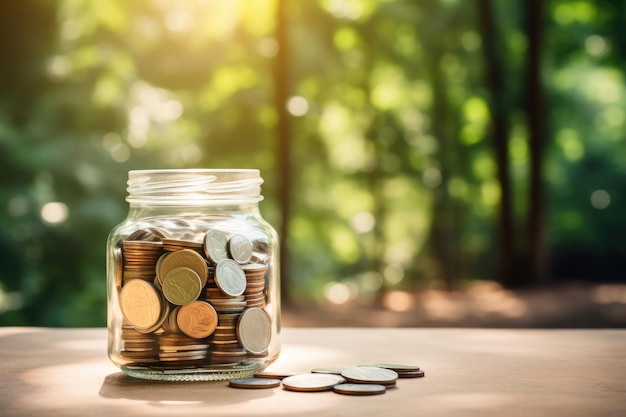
<box><xmin>126</xmin><ymin>169</ymin><xmax>264</xmax><ymax>206</ymax></box>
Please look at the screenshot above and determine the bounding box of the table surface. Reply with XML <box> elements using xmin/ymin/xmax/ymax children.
<box><xmin>0</xmin><ymin>327</ymin><xmax>624</xmax><ymax>417</ymax></box>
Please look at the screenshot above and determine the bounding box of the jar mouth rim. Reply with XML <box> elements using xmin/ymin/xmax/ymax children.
<box><xmin>126</xmin><ymin>169</ymin><xmax>264</xmax><ymax>205</ymax></box>
<box><xmin>129</xmin><ymin>168</ymin><xmax>260</xmax><ymax>176</ymax></box>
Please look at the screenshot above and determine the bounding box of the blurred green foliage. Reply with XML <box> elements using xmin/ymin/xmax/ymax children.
<box><xmin>0</xmin><ymin>0</ymin><xmax>624</xmax><ymax>326</ymax></box>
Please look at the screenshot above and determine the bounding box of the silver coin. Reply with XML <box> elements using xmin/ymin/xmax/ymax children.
<box><xmin>254</xmin><ymin>371</ymin><xmax>297</xmax><ymax>380</ymax></box>
<box><xmin>281</xmin><ymin>373</ymin><xmax>345</xmax><ymax>392</ymax></box>
<box><xmin>359</xmin><ymin>363</ymin><xmax>420</xmax><ymax>371</ymax></box>
<box><xmin>311</xmin><ymin>367</ymin><xmax>345</xmax><ymax>375</ymax></box>
<box><xmin>229</xmin><ymin>377</ymin><xmax>281</xmax><ymax>389</ymax></box>
<box><xmin>341</xmin><ymin>367</ymin><xmax>398</xmax><ymax>385</ymax></box>
<box><xmin>333</xmin><ymin>383</ymin><xmax>386</xmax><ymax>396</ymax></box>
<box><xmin>228</xmin><ymin>234</ymin><xmax>253</xmax><ymax>264</ymax></box>
<box><xmin>237</xmin><ymin>307</ymin><xmax>272</xmax><ymax>354</ymax></box>
<box><xmin>215</xmin><ymin>259</ymin><xmax>246</xmax><ymax>296</ymax></box>
<box><xmin>204</xmin><ymin>230</ymin><xmax>229</xmax><ymax>263</ymax></box>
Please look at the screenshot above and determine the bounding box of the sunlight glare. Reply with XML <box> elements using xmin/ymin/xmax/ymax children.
<box><xmin>165</xmin><ymin>10</ymin><xmax>194</xmax><ymax>32</ymax></box>
<box><xmin>258</xmin><ymin>37</ymin><xmax>279</xmax><ymax>57</ymax></box>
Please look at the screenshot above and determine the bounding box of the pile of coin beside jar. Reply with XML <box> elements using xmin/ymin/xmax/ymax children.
<box><xmin>228</xmin><ymin>363</ymin><xmax>425</xmax><ymax>396</ymax></box>
<box><xmin>112</xmin><ymin>226</ymin><xmax>273</xmax><ymax>368</ymax></box>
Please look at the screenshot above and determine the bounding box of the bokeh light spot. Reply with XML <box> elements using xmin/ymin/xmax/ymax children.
<box><xmin>287</xmin><ymin>96</ymin><xmax>309</xmax><ymax>116</ymax></box>
<box><xmin>40</xmin><ymin>202</ymin><xmax>69</xmax><ymax>225</ymax></box>
<box><xmin>590</xmin><ymin>189</ymin><xmax>610</xmax><ymax>209</ymax></box>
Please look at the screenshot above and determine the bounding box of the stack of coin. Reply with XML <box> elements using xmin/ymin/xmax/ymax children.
<box><xmin>358</xmin><ymin>363</ymin><xmax>425</xmax><ymax>378</ymax></box>
<box><xmin>157</xmin><ymin>333</ymin><xmax>210</xmax><ymax>364</ymax></box>
<box><xmin>204</xmin><ymin>294</ymin><xmax>246</xmax><ymax>364</ymax></box>
<box><xmin>162</xmin><ymin>236</ymin><xmax>204</xmax><ymax>253</ymax></box>
<box><xmin>121</xmin><ymin>239</ymin><xmax>164</xmax><ymax>284</ymax></box>
<box><xmin>340</xmin><ymin>366</ymin><xmax>398</xmax><ymax>388</ymax></box>
<box><xmin>119</xmin><ymin>321</ymin><xmax>159</xmax><ymax>365</ymax></box>
<box><xmin>237</xmin><ymin>364</ymin><xmax>423</xmax><ymax>396</ymax></box>
<box><xmin>242</xmin><ymin>263</ymin><xmax>267</xmax><ymax>309</ymax></box>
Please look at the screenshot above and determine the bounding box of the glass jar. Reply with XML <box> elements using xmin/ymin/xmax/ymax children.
<box><xmin>106</xmin><ymin>169</ymin><xmax>280</xmax><ymax>381</ymax></box>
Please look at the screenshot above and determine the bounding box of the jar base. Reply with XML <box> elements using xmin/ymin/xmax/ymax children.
<box><xmin>121</xmin><ymin>361</ymin><xmax>267</xmax><ymax>382</ymax></box>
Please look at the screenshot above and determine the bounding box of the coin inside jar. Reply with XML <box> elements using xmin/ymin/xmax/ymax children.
<box><xmin>215</xmin><ymin>259</ymin><xmax>246</xmax><ymax>297</ymax></box>
<box><xmin>204</xmin><ymin>229</ymin><xmax>229</xmax><ymax>263</ymax></box>
<box><xmin>161</xmin><ymin>266</ymin><xmax>203</xmax><ymax>305</ymax></box>
<box><xmin>157</xmin><ymin>249</ymin><xmax>208</xmax><ymax>287</ymax></box>
<box><xmin>228</xmin><ymin>234</ymin><xmax>253</xmax><ymax>264</ymax></box>
<box><xmin>176</xmin><ymin>300</ymin><xmax>218</xmax><ymax>339</ymax></box>
<box><xmin>237</xmin><ymin>307</ymin><xmax>272</xmax><ymax>354</ymax></box>
<box><xmin>119</xmin><ymin>279</ymin><xmax>162</xmax><ymax>329</ymax></box>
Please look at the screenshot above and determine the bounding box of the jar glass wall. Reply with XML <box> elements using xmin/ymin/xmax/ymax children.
<box><xmin>106</xmin><ymin>169</ymin><xmax>280</xmax><ymax>381</ymax></box>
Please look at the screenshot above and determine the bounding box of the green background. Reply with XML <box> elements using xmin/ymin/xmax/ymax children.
<box><xmin>0</xmin><ymin>0</ymin><xmax>624</xmax><ymax>326</ymax></box>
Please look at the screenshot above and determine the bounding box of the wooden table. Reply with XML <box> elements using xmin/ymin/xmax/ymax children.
<box><xmin>0</xmin><ymin>327</ymin><xmax>624</xmax><ymax>416</ymax></box>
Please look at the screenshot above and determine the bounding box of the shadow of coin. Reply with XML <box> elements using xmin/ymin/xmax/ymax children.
<box><xmin>99</xmin><ymin>372</ymin><xmax>274</xmax><ymax>404</ymax></box>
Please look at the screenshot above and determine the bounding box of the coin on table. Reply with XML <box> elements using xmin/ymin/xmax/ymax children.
<box><xmin>204</xmin><ymin>229</ymin><xmax>229</xmax><ymax>263</ymax></box>
<box><xmin>341</xmin><ymin>367</ymin><xmax>398</xmax><ymax>386</ymax></box>
<box><xmin>229</xmin><ymin>377</ymin><xmax>281</xmax><ymax>389</ymax></box>
<box><xmin>161</xmin><ymin>266</ymin><xmax>203</xmax><ymax>305</ymax></box>
<box><xmin>237</xmin><ymin>307</ymin><xmax>271</xmax><ymax>354</ymax></box>
<box><xmin>359</xmin><ymin>363</ymin><xmax>420</xmax><ymax>371</ymax></box>
<box><xmin>281</xmin><ymin>373</ymin><xmax>346</xmax><ymax>392</ymax></box>
<box><xmin>215</xmin><ymin>259</ymin><xmax>246</xmax><ymax>296</ymax></box>
<box><xmin>119</xmin><ymin>279</ymin><xmax>162</xmax><ymax>329</ymax></box>
<box><xmin>395</xmin><ymin>369</ymin><xmax>425</xmax><ymax>378</ymax></box>
<box><xmin>254</xmin><ymin>371</ymin><xmax>297</xmax><ymax>380</ymax></box>
<box><xmin>359</xmin><ymin>363</ymin><xmax>423</xmax><ymax>378</ymax></box>
<box><xmin>311</xmin><ymin>367</ymin><xmax>345</xmax><ymax>375</ymax></box>
<box><xmin>176</xmin><ymin>300</ymin><xmax>218</xmax><ymax>339</ymax></box>
<box><xmin>333</xmin><ymin>383</ymin><xmax>387</xmax><ymax>396</ymax></box>
<box><xmin>228</xmin><ymin>234</ymin><xmax>253</xmax><ymax>264</ymax></box>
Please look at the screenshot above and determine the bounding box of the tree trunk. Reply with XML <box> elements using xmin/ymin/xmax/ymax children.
<box><xmin>477</xmin><ymin>0</ymin><xmax>516</xmax><ymax>286</ymax></box>
<box><xmin>274</xmin><ymin>0</ymin><xmax>293</xmax><ymax>303</ymax></box>
<box><xmin>525</xmin><ymin>0</ymin><xmax>548</xmax><ymax>284</ymax></box>
<box><xmin>428</xmin><ymin>49</ymin><xmax>457</xmax><ymax>291</ymax></box>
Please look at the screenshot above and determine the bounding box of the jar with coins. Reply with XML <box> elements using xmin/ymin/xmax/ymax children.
<box><xmin>106</xmin><ymin>169</ymin><xmax>280</xmax><ymax>381</ymax></box>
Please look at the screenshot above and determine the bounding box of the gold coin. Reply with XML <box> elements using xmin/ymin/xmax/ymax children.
<box><xmin>161</xmin><ymin>266</ymin><xmax>203</xmax><ymax>305</ymax></box>
<box><xmin>157</xmin><ymin>249</ymin><xmax>208</xmax><ymax>287</ymax></box>
<box><xmin>119</xmin><ymin>279</ymin><xmax>162</xmax><ymax>329</ymax></box>
<box><xmin>237</xmin><ymin>307</ymin><xmax>271</xmax><ymax>354</ymax></box>
<box><xmin>176</xmin><ymin>300</ymin><xmax>218</xmax><ymax>339</ymax></box>
<box><xmin>134</xmin><ymin>299</ymin><xmax>170</xmax><ymax>334</ymax></box>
